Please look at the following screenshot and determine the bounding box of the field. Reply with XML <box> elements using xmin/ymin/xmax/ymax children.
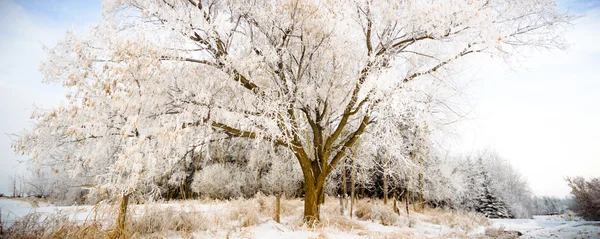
<box><xmin>1</xmin><ymin>197</ymin><xmax>598</xmax><ymax>239</ymax></box>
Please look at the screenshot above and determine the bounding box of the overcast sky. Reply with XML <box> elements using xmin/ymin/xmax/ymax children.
<box><xmin>0</xmin><ymin>0</ymin><xmax>598</xmax><ymax>197</ymax></box>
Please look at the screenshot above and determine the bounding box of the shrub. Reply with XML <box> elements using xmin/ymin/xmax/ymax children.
<box><xmin>191</xmin><ymin>164</ymin><xmax>259</xmax><ymax>199</ymax></box>
<box><xmin>566</xmin><ymin>177</ymin><xmax>600</xmax><ymax>220</ymax></box>
<box><xmin>354</xmin><ymin>202</ymin><xmax>399</xmax><ymax>226</ymax></box>
<box><xmin>484</xmin><ymin>227</ymin><xmax>522</xmax><ymax>239</ymax></box>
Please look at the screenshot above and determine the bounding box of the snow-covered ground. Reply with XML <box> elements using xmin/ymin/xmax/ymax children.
<box><xmin>2</xmin><ymin>197</ymin><xmax>599</xmax><ymax>238</ymax></box>
<box><xmin>492</xmin><ymin>215</ymin><xmax>600</xmax><ymax>239</ymax></box>
<box><xmin>0</xmin><ymin>197</ymin><xmax>94</xmax><ymax>228</ymax></box>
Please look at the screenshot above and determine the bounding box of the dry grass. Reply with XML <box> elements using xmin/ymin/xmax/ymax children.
<box><xmin>319</xmin><ymin>214</ymin><xmax>365</xmax><ymax>231</ymax></box>
<box><xmin>3</xmin><ymin>196</ymin><xmax>495</xmax><ymax>238</ymax></box>
<box><xmin>419</xmin><ymin>207</ymin><xmax>490</xmax><ymax>233</ymax></box>
<box><xmin>483</xmin><ymin>227</ymin><xmax>522</xmax><ymax>239</ymax></box>
<box><xmin>358</xmin><ymin>231</ymin><xmax>419</xmax><ymax>239</ymax></box>
<box><xmin>3</xmin><ymin>212</ymin><xmax>109</xmax><ymax>239</ymax></box>
<box><xmin>354</xmin><ymin>200</ymin><xmax>399</xmax><ymax>226</ymax></box>
<box><xmin>280</xmin><ymin>197</ymin><xmax>304</xmax><ymax>217</ymax></box>
<box><xmin>129</xmin><ymin>207</ymin><xmax>199</xmax><ymax>236</ymax></box>
<box><xmin>308</xmin><ymin>232</ymin><xmax>329</xmax><ymax>239</ymax></box>
<box><xmin>227</xmin><ymin>198</ymin><xmax>262</xmax><ymax>227</ymax></box>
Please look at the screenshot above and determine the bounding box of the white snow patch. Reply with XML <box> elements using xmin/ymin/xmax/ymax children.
<box><xmin>491</xmin><ymin>215</ymin><xmax>600</xmax><ymax>239</ymax></box>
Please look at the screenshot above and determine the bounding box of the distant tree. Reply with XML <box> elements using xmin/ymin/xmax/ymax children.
<box><xmin>566</xmin><ymin>177</ymin><xmax>600</xmax><ymax>220</ymax></box>
<box><xmin>531</xmin><ymin>196</ymin><xmax>572</xmax><ymax>215</ymax></box>
<box><xmin>474</xmin><ymin>166</ymin><xmax>511</xmax><ymax>219</ymax></box>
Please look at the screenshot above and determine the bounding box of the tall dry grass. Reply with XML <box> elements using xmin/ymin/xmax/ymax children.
<box><xmin>2</xmin><ymin>196</ymin><xmax>492</xmax><ymax>238</ymax></box>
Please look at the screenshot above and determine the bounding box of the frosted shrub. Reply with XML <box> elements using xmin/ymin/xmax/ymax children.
<box><xmin>191</xmin><ymin>164</ymin><xmax>259</xmax><ymax>199</ymax></box>
<box><xmin>355</xmin><ymin>203</ymin><xmax>399</xmax><ymax>226</ymax></box>
<box><xmin>192</xmin><ymin>164</ymin><xmax>233</xmax><ymax>199</ymax></box>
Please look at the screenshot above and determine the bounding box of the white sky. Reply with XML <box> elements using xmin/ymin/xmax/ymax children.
<box><xmin>0</xmin><ymin>0</ymin><xmax>598</xmax><ymax>197</ymax></box>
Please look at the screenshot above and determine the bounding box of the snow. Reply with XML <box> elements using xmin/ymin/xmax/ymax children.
<box><xmin>0</xmin><ymin>198</ymin><xmax>34</xmax><ymax>226</ymax></box>
<box><xmin>0</xmin><ymin>197</ymin><xmax>95</xmax><ymax>228</ymax></box>
<box><xmin>2</xmin><ymin>197</ymin><xmax>599</xmax><ymax>239</ymax></box>
<box><xmin>492</xmin><ymin>215</ymin><xmax>600</xmax><ymax>239</ymax></box>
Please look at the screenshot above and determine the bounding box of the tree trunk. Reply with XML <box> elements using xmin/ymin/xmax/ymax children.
<box><xmin>339</xmin><ymin>196</ymin><xmax>344</xmax><ymax>215</ymax></box>
<box><xmin>350</xmin><ymin>159</ymin><xmax>356</xmax><ymax>218</ymax></box>
<box><xmin>360</xmin><ymin>181</ymin><xmax>365</xmax><ymax>199</ymax></box>
<box><xmin>303</xmin><ymin>181</ymin><xmax>321</xmax><ymax>223</ymax></box>
<box><xmin>393</xmin><ymin>191</ymin><xmax>399</xmax><ymax>214</ymax></box>
<box><xmin>318</xmin><ymin>187</ymin><xmax>325</xmax><ymax>205</ymax></box>
<box><xmin>342</xmin><ymin>158</ymin><xmax>347</xmax><ymax>208</ymax></box>
<box><xmin>383</xmin><ymin>170</ymin><xmax>388</xmax><ymax>205</ymax></box>
<box><xmin>275</xmin><ymin>194</ymin><xmax>281</xmax><ymax>223</ymax></box>
<box><xmin>114</xmin><ymin>193</ymin><xmax>130</xmax><ymax>239</ymax></box>
<box><xmin>418</xmin><ymin>155</ymin><xmax>424</xmax><ymax>211</ymax></box>
<box><xmin>404</xmin><ymin>189</ymin><xmax>410</xmax><ymax>216</ymax></box>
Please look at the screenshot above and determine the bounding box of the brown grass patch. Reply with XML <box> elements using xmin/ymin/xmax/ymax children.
<box><xmin>354</xmin><ymin>201</ymin><xmax>399</xmax><ymax>226</ymax></box>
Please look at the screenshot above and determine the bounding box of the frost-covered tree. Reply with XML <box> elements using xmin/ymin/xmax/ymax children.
<box><xmin>13</xmin><ymin>0</ymin><xmax>572</xmax><ymax>222</ymax></box>
<box><xmin>531</xmin><ymin>196</ymin><xmax>572</xmax><ymax>215</ymax></box>
<box><xmin>566</xmin><ymin>177</ymin><xmax>600</xmax><ymax>220</ymax></box>
<box><xmin>450</xmin><ymin>151</ymin><xmax>534</xmax><ymax>218</ymax></box>
<box><xmin>482</xmin><ymin>152</ymin><xmax>534</xmax><ymax>218</ymax></box>
<box><xmin>259</xmin><ymin>148</ymin><xmax>303</xmax><ymax>198</ymax></box>
<box><xmin>475</xmin><ymin>172</ymin><xmax>511</xmax><ymax>219</ymax></box>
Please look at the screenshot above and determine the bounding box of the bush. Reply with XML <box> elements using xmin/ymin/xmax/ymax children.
<box><xmin>191</xmin><ymin>164</ymin><xmax>259</xmax><ymax>199</ymax></box>
<box><xmin>484</xmin><ymin>227</ymin><xmax>522</xmax><ymax>239</ymax></box>
<box><xmin>566</xmin><ymin>177</ymin><xmax>600</xmax><ymax>220</ymax></box>
<box><xmin>354</xmin><ymin>202</ymin><xmax>399</xmax><ymax>226</ymax></box>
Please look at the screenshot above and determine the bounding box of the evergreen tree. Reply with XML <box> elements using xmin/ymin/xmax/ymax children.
<box><xmin>475</xmin><ymin>162</ymin><xmax>512</xmax><ymax>218</ymax></box>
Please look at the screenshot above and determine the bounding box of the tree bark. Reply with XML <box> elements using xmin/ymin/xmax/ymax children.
<box><xmin>383</xmin><ymin>169</ymin><xmax>388</xmax><ymax>205</ymax></box>
<box><xmin>342</xmin><ymin>158</ymin><xmax>347</xmax><ymax>209</ymax></box>
<box><xmin>418</xmin><ymin>155</ymin><xmax>424</xmax><ymax>211</ymax></box>
<box><xmin>350</xmin><ymin>158</ymin><xmax>356</xmax><ymax>219</ymax></box>
<box><xmin>393</xmin><ymin>190</ymin><xmax>399</xmax><ymax>214</ymax></box>
<box><xmin>303</xmin><ymin>181</ymin><xmax>321</xmax><ymax>223</ymax></box>
<box><xmin>318</xmin><ymin>187</ymin><xmax>325</xmax><ymax>205</ymax></box>
<box><xmin>339</xmin><ymin>196</ymin><xmax>344</xmax><ymax>215</ymax></box>
<box><xmin>405</xmin><ymin>189</ymin><xmax>410</xmax><ymax>216</ymax></box>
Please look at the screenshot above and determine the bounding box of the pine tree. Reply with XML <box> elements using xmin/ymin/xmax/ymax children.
<box><xmin>475</xmin><ymin>162</ymin><xmax>511</xmax><ymax>219</ymax></box>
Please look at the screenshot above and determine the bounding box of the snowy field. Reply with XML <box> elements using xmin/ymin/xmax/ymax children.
<box><xmin>0</xmin><ymin>197</ymin><xmax>94</xmax><ymax>228</ymax></box>
<box><xmin>491</xmin><ymin>215</ymin><xmax>600</xmax><ymax>239</ymax></box>
<box><xmin>1</xmin><ymin>197</ymin><xmax>599</xmax><ymax>238</ymax></box>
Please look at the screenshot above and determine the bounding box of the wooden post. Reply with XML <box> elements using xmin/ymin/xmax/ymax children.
<box><xmin>275</xmin><ymin>194</ymin><xmax>281</xmax><ymax>223</ymax></box>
